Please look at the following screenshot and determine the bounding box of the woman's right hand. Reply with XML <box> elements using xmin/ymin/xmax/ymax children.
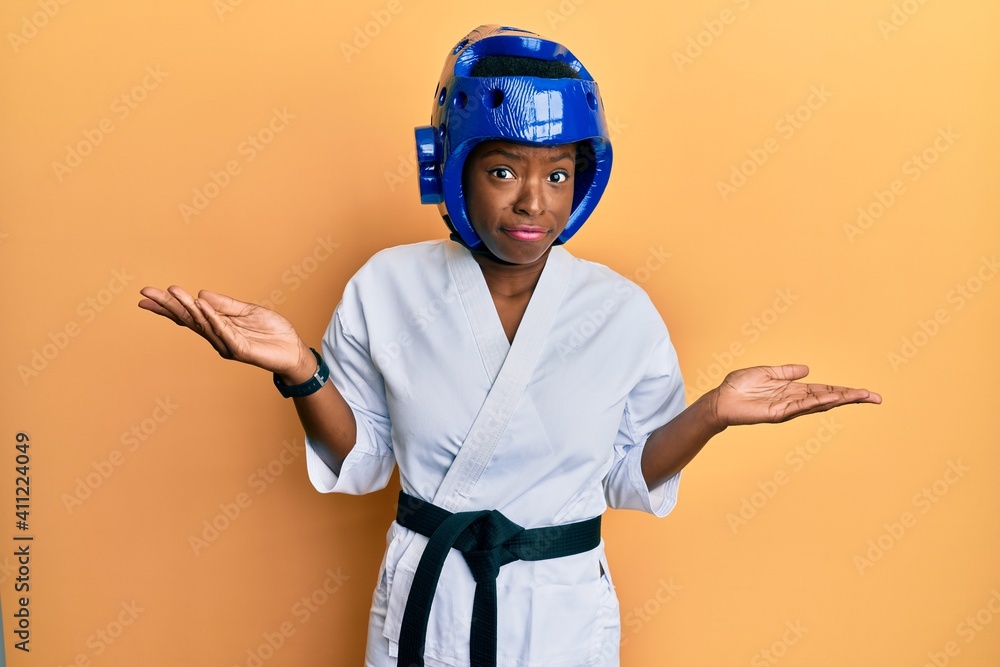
<box><xmin>137</xmin><ymin>285</ymin><xmax>312</xmax><ymax>377</ymax></box>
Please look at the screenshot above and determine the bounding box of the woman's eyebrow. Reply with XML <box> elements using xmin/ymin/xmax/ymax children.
<box><xmin>478</xmin><ymin>148</ymin><xmax>574</xmax><ymax>163</ymax></box>
<box><xmin>479</xmin><ymin>148</ymin><xmax>524</xmax><ymax>162</ymax></box>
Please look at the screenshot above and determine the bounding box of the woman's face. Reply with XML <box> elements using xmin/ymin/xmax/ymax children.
<box><xmin>463</xmin><ymin>140</ymin><xmax>577</xmax><ymax>265</ymax></box>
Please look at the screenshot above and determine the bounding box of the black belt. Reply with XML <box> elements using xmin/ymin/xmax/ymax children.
<box><xmin>395</xmin><ymin>491</ymin><xmax>602</xmax><ymax>667</ymax></box>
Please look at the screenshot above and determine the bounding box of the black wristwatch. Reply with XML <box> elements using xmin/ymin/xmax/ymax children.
<box><xmin>273</xmin><ymin>348</ymin><xmax>330</xmax><ymax>398</ymax></box>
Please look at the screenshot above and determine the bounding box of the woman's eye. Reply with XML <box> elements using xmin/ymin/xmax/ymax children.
<box><xmin>490</xmin><ymin>168</ymin><xmax>513</xmax><ymax>179</ymax></box>
<box><xmin>549</xmin><ymin>171</ymin><xmax>569</xmax><ymax>184</ymax></box>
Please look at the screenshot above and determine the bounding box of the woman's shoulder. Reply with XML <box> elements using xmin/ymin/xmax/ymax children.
<box><xmin>362</xmin><ymin>239</ymin><xmax>448</xmax><ymax>269</ymax></box>
<box><xmin>346</xmin><ymin>240</ymin><xmax>449</xmax><ymax>287</ymax></box>
<box><xmin>562</xmin><ymin>250</ymin><xmax>657</xmax><ymax>305</ymax></box>
<box><xmin>556</xmin><ymin>248</ymin><xmax>673</xmax><ymax>340</ymax></box>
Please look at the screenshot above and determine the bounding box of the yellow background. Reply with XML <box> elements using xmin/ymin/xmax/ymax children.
<box><xmin>2</xmin><ymin>0</ymin><xmax>998</xmax><ymax>665</ymax></box>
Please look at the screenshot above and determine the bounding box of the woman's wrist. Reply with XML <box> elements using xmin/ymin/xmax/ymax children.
<box><xmin>277</xmin><ymin>342</ymin><xmax>319</xmax><ymax>386</ymax></box>
<box><xmin>698</xmin><ymin>388</ymin><xmax>729</xmax><ymax>435</ymax></box>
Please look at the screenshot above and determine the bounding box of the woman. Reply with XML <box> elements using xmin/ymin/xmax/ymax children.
<box><xmin>138</xmin><ymin>25</ymin><xmax>880</xmax><ymax>667</ymax></box>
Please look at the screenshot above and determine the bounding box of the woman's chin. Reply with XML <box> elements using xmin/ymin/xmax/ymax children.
<box><xmin>487</xmin><ymin>242</ymin><xmax>551</xmax><ymax>266</ymax></box>
<box><xmin>479</xmin><ymin>233</ymin><xmax>557</xmax><ymax>265</ymax></box>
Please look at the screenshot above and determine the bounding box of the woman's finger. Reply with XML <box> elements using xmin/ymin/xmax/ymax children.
<box><xmin>197</xmin><ymin>289</ymin><xmax>253</xmax><ymax>317</ymax></box>
<box><xmin>766</xmin><ymin>364</ymin><xmax>810</xmax><ymax>381</ymax></box>
<box><xmin>195</xmin><ymin>298</ymin><xmax>240</xmax><ymax>360</ymax></box>
<box><xmin>138</xmin><ymin>287</ymin><xmax>196</xmax><ymax>326</ymax></box>
<box><xmin>798</xmin><ymin>386</ymin><xmax>879</xmax><ymax>405</ymax></box>
<box><xmin>166</xmin><ymin>286</ymin><xmax>233</xmax><ymax>357</ymax></box>
<box><xmin>778</xmin><ymin>388</ymin><xmax>879</xmax><ymax>421</ymax></box>
<box><xmin>158</xmin><ymin>285</ymin><xmax>204</xmax><ymax>328</ymax></box>
<box><xmin>137</xmin><ymin>296</ymin><xmax>186</xmax><ymax>326</ymax></box>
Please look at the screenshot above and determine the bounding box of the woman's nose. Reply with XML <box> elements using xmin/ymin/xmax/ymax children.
<box><xmin>513</xmin><ymin>178</ymin><xmax>545</xmax><ymax>217</ymax></box>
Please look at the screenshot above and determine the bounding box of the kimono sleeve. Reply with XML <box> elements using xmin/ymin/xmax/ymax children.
<box><xmin>304</xmin><ymin>295</ymin><xmax>396</xmax><ymax>495</ymax></box>
<box><xmin>603</xmin><ymin>334</ymin><xmax>686</xmax><ymax>516</ymax></box>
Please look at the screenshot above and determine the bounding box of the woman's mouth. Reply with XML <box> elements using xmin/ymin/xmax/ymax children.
<box><xmin>501</xmin><ymin>226</ymin><xmax>548</xmax><ymax>242</ymax></box>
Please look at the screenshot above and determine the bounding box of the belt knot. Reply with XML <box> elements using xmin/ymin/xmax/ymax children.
<box><xmin>458</xmin><ymin>510</ymin><xmax>524</xmax><ymax>583</ymax></box>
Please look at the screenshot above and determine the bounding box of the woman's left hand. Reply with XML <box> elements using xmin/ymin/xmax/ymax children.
<box><xmin>708</xmin><ymin>364</ymin><xmax>882</xmax><ymax>430</ymax></box>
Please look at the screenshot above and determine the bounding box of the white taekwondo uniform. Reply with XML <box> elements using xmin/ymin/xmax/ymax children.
<box><xmin>304</xmin><ymin>240</ymin><xmax>685</xmax><ymax>666</ymax></box>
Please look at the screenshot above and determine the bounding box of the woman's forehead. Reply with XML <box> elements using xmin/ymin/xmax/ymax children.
<box><xmin>470</xmin><ymin>140</ymin><xmax>577</xmax><ymax>162</ymax></box>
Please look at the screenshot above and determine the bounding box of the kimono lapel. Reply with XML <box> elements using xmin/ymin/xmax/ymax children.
<box><xmin>435</xmin><ymin>243</ymin><xmax>574</xmax><ymax>513</ymax></box>
<box><xmin>445</xmin><ymin>241</ymin><xmax>510</xmax><ymax>383</ymax></box>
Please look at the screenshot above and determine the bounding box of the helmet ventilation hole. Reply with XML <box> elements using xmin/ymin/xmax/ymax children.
<box><xmin>484</xmin><ymin>88</ymin><xmax>504</xmax><ymax>109</ymax></box>
<box><xmin>586</xmin><ymin>92</ymin><xmax>598</xmax><ymax>110</ymax></box>
<box><xmin>453</xmin><ymin>91</ymin><xmax>468</xmax><ymax>109</ymax></box>
<box><xmin>438</xmin><ymin>87</ymin><xmax>448</xmax><ymax>106</ymax></box>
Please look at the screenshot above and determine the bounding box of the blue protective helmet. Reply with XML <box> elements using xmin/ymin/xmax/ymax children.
<box><xmin>414</xmin><ymin>25</ymin><xmax>613</xmax><ymax>249</ymax></box>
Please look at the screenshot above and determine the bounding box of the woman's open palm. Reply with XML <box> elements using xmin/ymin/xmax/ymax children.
<box><xmin>712</xmin><ymin>364</ymin><xmax>882</xmax><ymax>428</ymax></box>
<box><xmin>138</xmin><ymin>286</ymin><xmax>307</xmax><ymax>375</ymax></box>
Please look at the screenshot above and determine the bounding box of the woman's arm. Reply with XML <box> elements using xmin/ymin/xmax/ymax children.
<box><xmin>640</xmin><ymin>390</ymin><xmax>724</xmax><ymax>491</ymax></box>
<box><xmin>276</xmin><ymin>341</ymin><xmax>357</xmax><ymax>475</ymax></box>
<box><xmin>640</xmin><ymin>364</ymin><xmax>881</xmax><ymax>490</ymax></box>
<box><xmin>138</xmin><ymin>285</ymin><xmax>358</xmax><ymax>474</ymax></box>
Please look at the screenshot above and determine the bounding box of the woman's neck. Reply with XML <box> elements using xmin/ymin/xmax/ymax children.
<box><xmin>472</xmin><ymin>247</ymin><xmax>551</xmax><ymax>298</ymax></box>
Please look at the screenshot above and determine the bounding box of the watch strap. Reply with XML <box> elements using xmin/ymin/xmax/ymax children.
<box><xmin>273</xmin><ymin>348</ymin><xmax>329</xmax><ymax>398</ymax></box>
